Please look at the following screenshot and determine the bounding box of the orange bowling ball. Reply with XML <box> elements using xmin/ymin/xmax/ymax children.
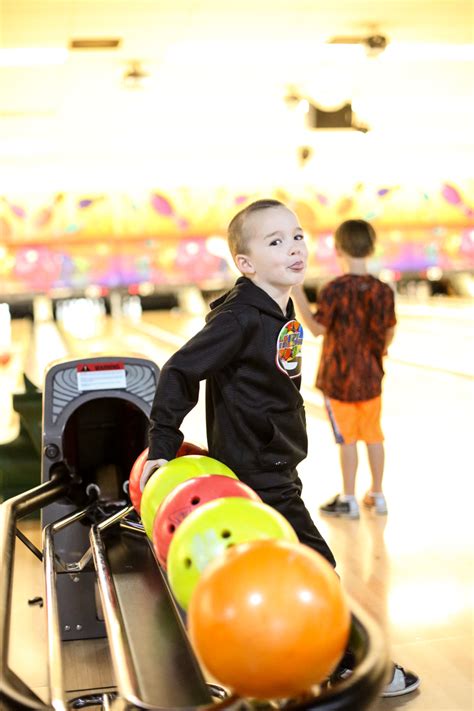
<box><xmin>188</xmin><ymin>539</ymin><xmax>350</xmax><ymax>700</ymax></box>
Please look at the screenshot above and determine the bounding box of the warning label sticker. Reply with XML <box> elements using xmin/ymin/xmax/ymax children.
<box><xmin>76</xmin><ymin>362</ymin><xmax>127</xmax><ymax>391</ymax></box>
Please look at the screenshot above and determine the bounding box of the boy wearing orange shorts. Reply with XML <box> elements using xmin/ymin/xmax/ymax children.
<box><xmin>293</xmin><ymin>218</ymin><xmax>396</xmax><ymax>519</ymax></box>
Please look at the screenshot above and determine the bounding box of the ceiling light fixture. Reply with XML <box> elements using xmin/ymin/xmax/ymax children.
<box><xmin>285</xmin><ymin>91</ymin><xmax>369</xmax><ymax>133</ymax></box>
<box><xmin>123</xmin><ymin>61</ymin><xmax>150</xmax><ymax>89</ymax></box>
<box><xmin>328</xmin><ymin>31</ymin><xmax>389</xmax><ymax>58</ymax></box>
<box><xmin>307</xmin><ymin>102</ymin><xmax>369</xmax><ymax>132</ymax></box>
<box><xmin>69</xmin><ymin>38</ymin><xmax>122</xmax><ymax>50</ymax></box>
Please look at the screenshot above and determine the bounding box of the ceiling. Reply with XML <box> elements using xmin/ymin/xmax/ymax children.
<box><xmin>0</xmin><ymin>0</ymin><xmax>473</xmax><ymax>192</ymax></box>
<box><xmin>1</xmin><ymin>0</ymin><xmax>473</xmax><ymax>47</ymax></box>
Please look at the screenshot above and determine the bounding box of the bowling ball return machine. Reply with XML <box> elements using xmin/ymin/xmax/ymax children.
<box><xmin>1</xmin><ymin>356</ymin><xmax>389</xmax><ymax>710</ymax></box>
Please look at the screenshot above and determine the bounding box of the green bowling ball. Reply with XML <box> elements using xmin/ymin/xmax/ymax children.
<box><xmin>140</xmin><ymin>455</ymin><xmax>237</xmax><ymax>538</ymax></box>
<box><xmin>167</xmin><ymin>497</ymin><xmax>298</xmax><ymax>610</ymax></box>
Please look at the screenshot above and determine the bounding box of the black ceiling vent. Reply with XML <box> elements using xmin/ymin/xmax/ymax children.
<box><xmin>69</xmin><ymin>38</ymin><xmax>122</xmax><ymax>50</ymax></box>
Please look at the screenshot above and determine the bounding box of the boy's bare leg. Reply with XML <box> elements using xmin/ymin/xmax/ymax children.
<box><xmin>366</xmin><ymin>442</ymin><xmax>385</xmax><ymax>492</ymax></box>
<box><xmin>339</xmin><ymin>443</ymin><xmax>358</xmax><ymax>495</ymax></box>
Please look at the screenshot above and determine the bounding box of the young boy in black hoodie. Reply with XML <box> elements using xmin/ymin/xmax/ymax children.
<box><xmin>142</xmin><ymin>199</ymin><xmax>419</xmax><ymax>698</ymax></box>
<box><xmin>142</xmin><ymin>198</ymin><xmax>335</xmax><ymax>566</ymax></box>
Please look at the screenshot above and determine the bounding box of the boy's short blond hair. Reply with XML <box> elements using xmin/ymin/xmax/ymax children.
<box><xmin>335</xmin><ymin>219</ymin><xmax>376</xmax><ymax>258</ymax></box>
<box><xmin>227</xmin><ymin>199</ymin><xmax>285</xmax><ymax>258</ymax></box>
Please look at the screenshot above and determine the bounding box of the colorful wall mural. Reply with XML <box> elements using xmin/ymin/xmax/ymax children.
<box><xmin>0</xmin><ymin>181</ymin><xmax>473</xmax><ymax>295</ymax></box>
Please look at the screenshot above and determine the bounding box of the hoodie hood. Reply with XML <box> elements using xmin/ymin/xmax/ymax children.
<box><xmin>207</xmin><ymin>277</ymin><xmax>293</xmax><ymax>322</ymax></box>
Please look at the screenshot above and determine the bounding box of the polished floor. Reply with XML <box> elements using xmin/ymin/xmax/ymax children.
<box><xmin>2</xmin><ymin>297</ymin><xmax>474</xmax><ymax>710</ymax></box>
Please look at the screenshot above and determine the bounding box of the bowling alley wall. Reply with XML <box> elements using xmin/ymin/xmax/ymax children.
<box><xmin>0</xmin><ymin>181</ymin><xmax>473</xmax><ymax>296</ymax></box>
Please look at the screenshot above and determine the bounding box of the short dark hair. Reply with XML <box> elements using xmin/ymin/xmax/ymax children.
<box><xmin>227</xmin><ymin>199</ymin><xmax>285</xmax><ymax>257</ymax></box>
<box><xmin>335</xmin><ymin>219</ymin><xmax>376</xmax><ymax>258</ymax></box>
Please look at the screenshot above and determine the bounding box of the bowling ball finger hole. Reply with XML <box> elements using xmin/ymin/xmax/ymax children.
<box><xmin>221</xmin><ymin>530</ymin><xmax>231</xmax><ymax>539</ymax></box>
<box><xmin>168</xmin><ymin>524</ymin><xmax>175</xmax><ymax>533</ymax></box>
<box><xmin>184</xmin><ymin>557</ymin><xmax>192</xmax><ymax>569</ymax></box>
<box><xmin>191</xmin><ymin>496</ymin><xmax>201</xmax><ymax>505</ymax></box>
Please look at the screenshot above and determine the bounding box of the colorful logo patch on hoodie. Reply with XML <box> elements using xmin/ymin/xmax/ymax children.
<box><xmin>276</xmin><ymin>320</ymin><xmax>303</xmax><ymax>378</ymax></box>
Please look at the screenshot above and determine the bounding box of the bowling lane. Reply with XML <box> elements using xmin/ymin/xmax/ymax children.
<box><xmin>0</xmin><ymin>311</ymin><xmax>71</xmax><ymax>446</ymax></box>
<box><xmin>6</xmin><ymin>299</ymin><xmax>474</xmax><ymax>710</ymax></box>
<box><xmin>389</xmin><ymin>298</ymin><xmax>474</xmax><ymax>377</ymax></box>
<box><xmin>301</xmin><ymin>360</ymin><xmax>474</xmax><ymax>711</ymax></box>
<box><xmin>0</xmin><ymin>317</ymin><xmax>34</xmax><ymax>443</ymax></box>
<box><xmin>55</xmin><ymin>307</ymin><xmax>210</xmax><ymax>445</ymax></box>
<box><xmin>300</xmin><ymin>297</ymin><xmax>474</xmax><ymax>387</ymax></box>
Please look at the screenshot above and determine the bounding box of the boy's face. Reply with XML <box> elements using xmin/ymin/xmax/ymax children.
<box><xmin>235</xmin><ymin>206</ymin><xmax>308</xmax><ymax>296</ymax></box>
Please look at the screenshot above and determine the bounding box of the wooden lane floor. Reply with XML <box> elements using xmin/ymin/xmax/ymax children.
<box><xmin>301</xmin><ymin>355</ymin><xmax>474</xmax><ymax>711</ymax></box>
<box><xmin>4</xmin><ymin>305</ymin><xmax>474</xmax><ymax>710</ymax></box>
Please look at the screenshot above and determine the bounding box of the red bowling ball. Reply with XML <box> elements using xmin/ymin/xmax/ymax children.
<box><xmin>152</xmin><ymin>475</ymin><xmax>260</xmax><ymax>568</ymax></box>
<box><xmin>129</xmin><ymin>447</ymin><xmax>149</xmax><ymax>513</ymax></box>
<box><xmin>128</xmin><ymin>441</ymin><xmax>209</xmax><ymax>513</ymax></box>
<box><xmin>177</xmin><ymin>442</ymin><xmax>208</xmax><ymax>457</ymax></box>
<box><xmin>0</xmin><ymin>352</ymin><xmax>11</xmax><ymax>366</ymax></box>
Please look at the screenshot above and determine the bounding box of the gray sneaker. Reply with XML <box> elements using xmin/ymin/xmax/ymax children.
<box><xmin>330</xmin><ymin>661</ymin><xmax>420</xmax><ymax>698</ymax></box>
<box><xmin>362</xmin><ymin>491</ymin><xmax>388</xmax><ymax>515</ymax></box>
<box><xmin>382</xmin><ymin>664</ymin><xmax>420</xmax><ymax>697</ymax></box>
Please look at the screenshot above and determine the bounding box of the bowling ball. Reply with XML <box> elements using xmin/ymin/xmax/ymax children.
<box><xmin>189</xmin><ymin>539</ymin><xmax>350</xmax><ymax>699</ymax></box>
<box><xmin>0</xmin><ymin>352</ymin><xmax>11</xmax><ymax>366</ymax></box>
<box><xmin>128</xmin><ymin>442</ymin><xmax>209</xmax><ymax>513</ymax></box>
<box><xmin>177</xmin><ymin>442</ymin><xmax>208</xmax><ymax>457</ymax></box>
<box><xmin>152</xmin><ymin>475</ymin><xmax>261</xmax><ymax>568</ymax></box>
<box><xmin>128</xmin><ymin>447</ymin><xmax>149</xmax><ymax>513</ymax></box>
<box><xmin>141</xmin><ymin>455</ymin><xmax>237</xmax><ymax>538</ymax></box>
<box><xmin>167</xmin><ymin>497</ymin><xmax>297</xmax><ymax>610</ymax></box>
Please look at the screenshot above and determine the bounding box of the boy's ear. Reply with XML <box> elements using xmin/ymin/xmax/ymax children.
<box><xmin>235</xmin><ymin>253</ymin><xmax>255</xmax><ymax>275</ymax></box>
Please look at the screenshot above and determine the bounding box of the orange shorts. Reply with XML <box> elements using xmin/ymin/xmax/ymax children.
<box><xmin>324</xmin><ymin>396</ymin><xmax>384</xmax><ymax>444</ymax></box>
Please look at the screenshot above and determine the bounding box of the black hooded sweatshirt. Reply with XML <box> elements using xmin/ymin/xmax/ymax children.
<box><xmin>148</xmin><ymin>277</ymin><xmax>308</xmax><ymax>488</ymax></box>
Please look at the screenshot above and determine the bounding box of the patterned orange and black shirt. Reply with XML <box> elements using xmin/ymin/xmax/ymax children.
<box><xmin>315</xmin><ymin>274</ymin><xmax>396</xmax><ymax>402</ymax></box>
